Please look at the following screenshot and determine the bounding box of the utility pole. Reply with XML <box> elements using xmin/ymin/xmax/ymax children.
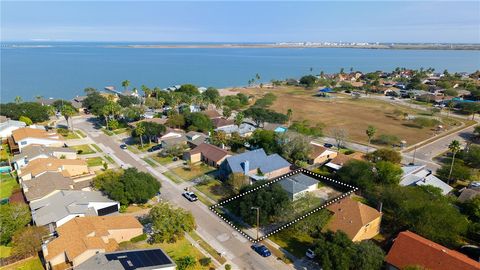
<box><xmin>412</xmin><ymin>145</ymin><xmax>417</xmax><ymax>165</ymax></box>
<box><xmin>251</xmin><ymin>207</ymin><xmax>260</xmax><ymax>240</ymax></box>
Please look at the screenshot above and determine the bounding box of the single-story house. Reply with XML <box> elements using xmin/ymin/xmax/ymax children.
<box><xmin>129</xmin><ymin>117</ymin><xmax>167</xmax><ymax>128</ymax></box>
<box><xmin>278</xmin><ymin>172</ymin><xmax>319</xmax><ymax>200</ymax></box>
<box><xmin>18</xmin><ymin>157</ymin><xmax>90</xmax><ymax>182</ymax></box>
<box><xmin>458</xmin><ymin>182</ymin><xmax>480</xmax><ymax>203</ymax></box>
<box><xmin>400</xmin><ymin>165</ymin><xmax>453</xmax><ymax>195</ymax></box>
<box><xmin>11</xmin><ymin>145</ymin><xmax>77</xmax><ymax>170</ymax></box>
<box><xmin>184</xmin><ymin>143</ymin><xmax>231</xmax><ymax>167</ymax></box>
<box><xmin>215</xmin><ymin>123</ymin><xmax>256</xmax><ymax>137</ymax></box>
<box><xmin>36</xmin><ymin>97</ymin><xmax>58</xmax><ymax>106</ymax></box>
<box><xmin>219</xmin><ymin>148</ymin><xmax>291</xmax><ymax>181</ymax></box>
<box><xmin>43</xmin><ymin>216</ymin><xmax>143</xmax><ymax>270</ymax></box>
<box><xmin>385</xmin><ymin>231</ymin><xmax>480</xmax><ymax>270</ymax></box>
<box><xmin>76</xmin><ymin>248</ymin><xmax>176</xmax><ymax>270</ymax></box>
<box><xmin>185</xmin><ymin>131</ymin><xmax>208</xmax><ymax>147</ymax></box>
<box><xmin>325</xmin><ymin>197</ymin><xmax>382</xmax><ymax>242</ymax></box>
<box><xmin>0</xmin><ymin>116</ymin><xmax>26</xmax><ymax>139</ymax></box>
<box><xmin>70</xmin><ymin>96</ymin><xmax>86</xmax><ymax>111</ymax></box>
<box><xmin>325</xmin><ymin>152</ymin><xmax>363</xmax><ymax>170</ymax></box>
<box><xmin>30</xmin><ymin>190</ymin><xmax>119</xmax><ymax>231</ymax></box>
<box><xmin>161</xmin><ymin>135</ymin><xmax>187</xmax><ymax>150</ymax></box>
<box><xmin>308</xmin><ymin>142</ymin><xmax>337</xmax><ymax>165</ymax></box>
<box><xmin>212</xmin><ymin>118</ymin><xmax>235</xmax><ymax>129</ymax></box>
<box><xmin>201</xmin><ymin>110</ymin><xmax>222</xmax><ymax>119</ymax></box>
<box><xmin>11</xmin><ymin>127</ymin><xmax>63</xmax><ymax>152</ymax></box>
<box><xmin>22</xmin><ymin>171</ymin><xmax>91</xmax><ymax>203</ymax></box>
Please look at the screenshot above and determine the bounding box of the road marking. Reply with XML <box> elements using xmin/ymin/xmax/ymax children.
<box><xmin>217</xmin><ymin>233</ymin><xmax>230</xmax><ymax>242</ymax></box>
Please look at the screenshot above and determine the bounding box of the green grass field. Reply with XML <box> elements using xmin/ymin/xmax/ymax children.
<box><xmin>195</xmin><ymin>179</ymin><xmax>228</xmax><ymax>202</ymax></box>
<box><xmin>62</xmin><ymin>131</ymin><xmax>80</xmax><ymax>139</ymax></box>
<box><xmin>0</xmin><ymin>174</ymin><xmax>18</xmax><ymax>199</ymax></box>
<box><xmin>171</xmin><ymin>165</ymin><xmax>215</xmax><ymax>181</ymax></box>
<box><xmin>0</xmin><ymin>246</ymin><xmax>12</xmax><ymax>258</ymax></box>
<box><xmin>162</xmin><ymin>171</ymin><xmax>183</xmax><ymax>184</ymax></box>
<box><xmin>86</xmin><ymin>157</ymin><xmax>104</xmax><ymax>167</ymax></box>
<box><xmin>71</xmin><ymin>144</ymin><xmax>95</xmax><ymax>155</ymax></box>
<box><xmin>0</xmin><ymin>144</ymin><xmax>11</xmax><ymax>161</ymax></box>
<box><xmin>0</xmin><ymin>256</ymin><xmax>43</xmax><ymax>270</ymax></box>
<box><xmin>104</xmin><ymin>155</ymin><xmax>115</xmax><ymax>164</ymax></box>
<box><xmin>142</xmin><ymin>158</ymin><xmax>158</xmax><ymax>167</ymax></box>
<box><xmin>270</xmin><ymin>229</ymin><xmax>315</xmax><ymax>259</ymax></box>
<box><xmin>151</xmin><ymin>155</ymin><xmax>175</xmax><ymax>165</ymax></box>
<box><xmin>91</xmin><ymin>144</ymin><xmax>103</xmax><ymax>152</ymax></box>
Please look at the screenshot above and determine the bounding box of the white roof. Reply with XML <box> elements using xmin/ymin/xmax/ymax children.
<box><xmin>400</xmin><ymin>165</ymin><xmax>453</xmax><ymax>195</ymax></box>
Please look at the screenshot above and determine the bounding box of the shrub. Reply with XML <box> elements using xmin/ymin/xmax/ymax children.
<box><xmin>199</xmin><ymin>257</ymin><xmax>212</xmax><ymax>266</ymax></box>
<box><xmin>18</xmin><ymin>116</ymin><xmax>32</xmax><ymax>126</ymax></box>
<box><xmin>225</xmin><ymin>264</ymin><xmax>232</xmax><ymax>270</ymax></box>
<box><xmin>108</xmin><ymin>119</ymin><xmax>120</xmax><ymax>130</ymax></box>
<box><xmin>344</xmin><ymin>149</ymin><xmax>355</xmax><ymax>155</ymax></box>
<box><xmin>412</xmin><ymin>117</ymin><xmax>440</xmax><ymax>128</ymax></box>
<box><xmin>57</xmin><ymin>128</ymin><xmax>69</xmax><ymax>136</ymax></box>
<box><xmin>130</xmin><ymin>233</ymin><xmax>147</xmax><ymax>243</ymax></box>
<box><xmin>374</xmin><ymin>134</ymin><xmax>400</xmax><ymax>146</ymax></box>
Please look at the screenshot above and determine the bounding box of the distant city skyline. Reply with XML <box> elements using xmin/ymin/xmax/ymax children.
<box><xmin>1</xmin><ymin>1</ymin><xmax>479</xmax><ymax>43</ymax></box>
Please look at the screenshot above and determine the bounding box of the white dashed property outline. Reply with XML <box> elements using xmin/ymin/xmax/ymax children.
<box><xmin>209</xmin><ymin>168</ymin><xmax>358</xmax><ymax>243</ymax></box>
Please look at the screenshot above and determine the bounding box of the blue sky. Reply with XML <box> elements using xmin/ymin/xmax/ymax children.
<box><xmin>2</xmin><ymin>1</ymin><xmax>479</xmax><ymax>43</ymax></box>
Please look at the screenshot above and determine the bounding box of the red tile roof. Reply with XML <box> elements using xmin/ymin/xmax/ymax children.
<box><xmin>386</xmin><ymin>231</ymin><xmax>480</xmax><ymax>270</ymax></box>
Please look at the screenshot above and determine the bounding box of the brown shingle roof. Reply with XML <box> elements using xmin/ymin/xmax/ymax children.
<box><xmin>212</xmin><ymin>118</ymin><xmax>234</xmax><ymax>128</ymax></box>
<box><xmin>189</xmin><ymin>143</ymin><xmax>230</xmax><ymax>163</ymax></box>
<box><xmin>19</xmin><ymin>158</ymin><xmax>87</xmax><ymax>178</ymax></box>
<box><xmin>309</xmin><ymin>144</ymin><xmax>331</xmax><ymax>159</ymax></box>
<box><xmin>45</xmin><ymin>216</ymin><xmax>143</xmax><ymax>262</ymax></box>
<box><xmin>386</xmin><ymin>231</ymin><xmax>480</xmax><ymax>270</ymax></box>
<box><xmin>326</xmin><ymin>197</ymin><xmax>382</xmax><ymax>240</ymax></box>
<box><xmin>12</xmin><ymin>128</ymin><xmax>61</xmax><ymax>142</ymax></box>
<box><xmin>330</xmin><ymin>153</ymin><xmax>363</xmax><ymax>166</ymax></box>
<box><xmin>23</xmin><ymin>172</ymin><xmax>76</xmax><ymax>202</ymax></box>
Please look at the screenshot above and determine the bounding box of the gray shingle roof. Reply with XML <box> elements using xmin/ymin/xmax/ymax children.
<box><xmin>12</xmin><ymin>145</ymin><xmax>76</xmax><ymax>163</ymax></box>
<box><xmin>278</xmin><ymin>173</ymin><xmax>319</xmax><ymax>195</ymax></box>
<box><xmin>224</xmin><ymin>148</ymin><xmax>290</xmax><ymax>174</ymax></box>
<box><xmin>30</xmin><ymin>190</ymin><xmax>116</xmax><ymax>226</ymax></box>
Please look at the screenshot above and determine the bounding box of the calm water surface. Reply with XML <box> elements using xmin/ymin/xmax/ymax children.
<box><xmin>1</xmin><ymin>42</ymin><xmax>479</xmax><ymax>102</ymax></box>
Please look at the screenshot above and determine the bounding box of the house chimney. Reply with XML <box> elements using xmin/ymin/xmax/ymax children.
<box><xmin>378</xmin><ymin>202</ymin><xmax>383</xmax><ymax>213</ymax></box>
<box><xmin>243</xmin><ymin>160</ymin><xmax>250</xmax><ymax>175</ymax></box>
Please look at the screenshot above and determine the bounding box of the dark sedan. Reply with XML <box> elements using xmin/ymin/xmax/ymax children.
<box><xmin>251</xmin><ymin>244</ymin><xmax>271</xmax><ymax>257</ymax></box>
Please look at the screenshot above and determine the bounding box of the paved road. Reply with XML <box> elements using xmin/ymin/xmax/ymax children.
<box><xmin>402</xmin><ymin>124</ymin><xmax>476</xmax><ymax>171</ymax></box>
<box><xmin>72</xmin><ymin>117</ymin><xmax>294</xmax><ymax>270</ymax></box>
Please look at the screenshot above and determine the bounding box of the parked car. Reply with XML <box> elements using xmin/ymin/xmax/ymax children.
<box><xmin>324</xmin><ymin>143</ymin><xmax>334</xmax><ymax>148</ymax></box>
<box><xmin>251</xmin><ymin>244</ymin><xmax>271</xmax><ymax>257</ymax></box>
<box><xmin>306</xmin><ymin>248</ymin><xmax>315</xmax><ymax>259</ymax></box>
<box><xmin>147</xmin><ymin>144</ymin><xmax>162</xmax><ymax>152</ymax></box>
<box><xmin>173</xmin><ymin>157</ymin><xmax>178</xmax><ymax>161</ymax></box>
<box><xmin>182</xmin><ymin>191</ymin><xmax>198</xmax><ymax>202</ymax></box>
<box><xmin>120</xmin><ymin>144</ymin><xmax>128</xmax><ymax>150</ymax></box>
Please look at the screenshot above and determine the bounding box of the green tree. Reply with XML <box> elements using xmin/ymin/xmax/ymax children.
<box><xmin>202</xmin><ymin>87</ymin><xmax>220</xmax><ymax>105</ymax></box>
<box><xmin>286</xmin><ymin>108</ymin><xmax>293</xmax><ymax>125</ymax></box>
<box><xmin>249</xmin><ymin>129</ymin><xmax>279</xmax><ymax>154</ymax></box>
<box><xmin>437</xmin><ymin>161</ymin><xmax>471</xmax><ymax>183</ymax></box>
<box><xmin>118</xmin><ymin>95</ymin><xmax>140</xmax><ymax>107</ymax></box>
<box><xmin>166</xmin><ymin>113</ymin><xmax>185</xmax><ymax>129</ymax></box>
<box><xmin>463</xmin><ymin>145</ymin><xmax>480</xmax><ymax>168</ymax></box>
<box><xmin>279</xmin><ymin>133</ymin><xmax>312</xmax><ymax>163</ymax></box>
<box><xmin>61</xmin><ymin>104</ymin><xmax>77</xmax><ymax>130</ymax></box>
<box><xmin>18</xmin><ymin>116</ymin><xmax>33</xmax><ymax>126</ymax></box>
<box><xmin>234</xmin><ymin>112</ymin><xmax>244</xmax><ymax>127</ymax></box>
<box><xmin>222</xmin><ymin>107</ymin><xmax>232</xmax><ymax>118</ymax></box>
<box><xmin>11</xmin><ymin>226</ymin><xmax>49</xmax><ymax>256</ymax></box>
<box><xmin>177</xmin><ymin>84</ymin><xmax>199</xmax><ymax>96</ymax></box>
<box><xmin>176</xmin><ymin>256</ymin><xmax>196</xmax><ymax>270</ymax></box>
<box><xmin>14</xmin><ymin>96</ymin><xmax>22</xmax><ymax>104</ymax></box>
<box><xmin>227</xmin><ymin>173</ymin><xmax>249</xmax><ymax>193</ymax></box>
<box><xmin>299</xmin><ymin>75</ymin><xmax>317</xmax><ymax>88</ymax></box>
<box><xmin>82</xmin><ymin>90</ymin><xmax>108</xmax><ymax>116</ymax></box>
<box><xmin>474</xmin><ymin>125</ymin><xmax>480</xmax><ymax>138</ymax></box>
<box><xmin>211</xmin><ymin>131</ymin><xmax>228</xmax><ymax>147</ymax></box>
<box><xmin>185</xmin><ymin>112</ymin><xmax>213</xmax><ymax>132</ymax></box>
<box><xmin>352</xmin><ymin>241</ymin><xmax>385</xmax><ymax>270</ymax></box>
<box><xmin>460</xmin><ymin>196</ymin><xmax>480</xmax><ymax>223</ymax></box>
<box><xmin>374</xmin><ymin>161</ymin><xmax>402</xmax><ymax>185</ymax></box>
<box><xmin>447</xmin><ymin>140</ymin><xmax>461</xmax><ymax>184</ymax></box>
<box><xmin>94</xmin><ymin>168</ymin><xmax>160</xmax><ymax>205</ymax></box>
<box><xmin>0</xmin><ymin>203</ymin><xmax>31</xmax><ymax>245</ymax></box>
<box><xmin>149</xmin><ymin>203</ymin><xmax>196</xmax><ymax>243</ymax></box>
<box><xmin>338</xmin><ymin>160</ymin><xmax>375</xmax><ymax>191</ymax></box>
<box><xmin>1</xmin><ymin>102</ymin><xmax>50</xmax><ymax>123</ymax></box>
<box><xmin>366</xmin><ymin>125</ymin><xmax>377</xmax><ymax>144</ymax></box>
<box><xmin>134</xmin><ymin>123</ymin><xmax>146</xmax><ymax>148</ymax></box>
<box><xmin>122</xmin><ymin>80</ymin><xmax>130</xmax><ymax>91</ymax></box>
<box><xmin>366</xmin><ymin>148</ymin><xmax>402</xmax><ymax>164</ymax></box>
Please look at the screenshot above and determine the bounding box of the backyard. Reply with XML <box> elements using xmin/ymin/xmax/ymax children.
<box><xmin>0</xmin><ymin>256</ymin><xmax>43</xmax><ymax>270</ymax></box>
<box><xmin>236</xmin><ymin>86</ymin><xmax>464</xmax><ymax>145</ymax></box>
<box><xmin>0</xmin><ymin>173</ymin><xmax>18</xmax><ymax>199</ymax></box>
<box><xmin>70</xmin><ymin>144</ymin><xmax>96</xmax><ymax>155</ymax></box>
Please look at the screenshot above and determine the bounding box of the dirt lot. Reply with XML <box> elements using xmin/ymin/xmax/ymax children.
<box><xmin>231</xmin><ymin>86</ymin><xmax>463</xmax><ymax>145</ymax></box>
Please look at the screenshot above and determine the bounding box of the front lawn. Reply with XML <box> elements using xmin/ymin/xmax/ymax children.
<box><xmin>151</xmin><ymin>155</ymin><xmax>175</xmax><ymax>165</ymax></box>
<box><xmin>91</xmin><ymin>144</ymin><xmax>103</xmax><ymax>152</ymax></box>
<box><xmin>104</xmin><ymin>155</ymin><xmax>115</xmax><ymax>164</ymax></box>
<box><xmin>0</xmin><ymin>174</ymin><xmax>19</xmax><ymax>199</ymax></box>
<box><xmin>195</xmin><ymin>178</ymin><xmax>229</xmax><ymax>202</ymax></box>
<box><xmin>270</xmin><ymin>228</ymin><xmax>315</xmax><ymax>259</ymax></box>
<box><xmin>62</xmin><ymin>131</ymin><xmax>80</xmax><ymax>140</ymax></box>
<box><xmin>171</xmin><ymin>164</ymin><xmax>215</xmax><ymax>181</ymax></box>
<box><xmin>70</xmin><ymin>144</ymin><xmax>95</xmax><ymax>155</ymax></box>
<box><xmin>0</xmin><ymin>144</ymin><xmax>11</xmax><ymax>161</ymax></box>
<box><xmin>142</xmin><ymin>158</ymin><xmax>158</xmax><ymax>167</ymax></box>
<box><xmin>163</xmin><ymin>171</ymin><xmax>183</xmax><ymax>184</ymax></box>
<box><xmin>86</xmin><ymin>157</ymin><xmax>104</xmax><ymax>167</ymax></box>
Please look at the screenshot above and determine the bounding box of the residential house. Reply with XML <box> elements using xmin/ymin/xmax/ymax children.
<box><xmin>30</xmin><ymin>190</ymin><xmax>119</xmax><ymax>231</ymax></box>
<box><xmin>0</xmin><ymin>116</ymin><xmax>26</xmax><ymax>139</ymax></box>
<box><xmin>129</xmin><ymin>117</ymin><xmax>167</xmax><ymax>128</ymax></box>
<box><xmin>159</xmin><ymin>129</ymin><xmax>187</xmax><ymax>149</ymax></box>
<box><xmin>17</xmin><ymin>157</ymin><xmax>90</xmax><ymax>182</ymax></box>
<box><xmin>43</xmin><ymin>216</ymin><xmax>143</xmax><ymax>270</ymax></box>
<box><xmin>385</xmin><ymin>231</ymin><xmax>480</xmax><ymax>270</ymax></box>
<box><xmin>212</xmin><ymin>118</ymin><xmax>235</xmax><ymax>129</ymax></box>
<box><xmin>22</xmin><ymin>172</ymin><xmax>90</xmax><ymax>203</ymax></box>
<box><xmin>308</xmin><ymin>142</ymin><xmax>337</xmax><ymax>165</ymax></box>
<box><xmin>184</xmin><ymin>143</ymin><xmax>231</xmax><ymax>167</ymax></box>
<box><xmin>325</xmin><ymin>197</ymin><xmax>382</xmax><ymax>242</ymax></box>
<box><xmin>220</xmin><ymin>148</ymin><xmax>291</xmax><ymax>181</ymax></box>
<box><xmin>325</xmin><ymin>152</ymin><xmax>363</xmax><ymax>171</ymax></box>
<box><xmin>185</xmin><ymin>131</ymin><xmax>208</xmax><ymax>147</ymax></box>
<box><xmin>70</xmin><ymin>96</ymin><xmax>86</xmax><ymax>111</ymax></box>
<box><xmin>11</xmin><ymin>127</ymin><xmax>63</xmax><ymax>152</ymax></box>
<box><xmin>278</xmin><ymin>172</ymin><xmax>319</xmax><ymax>200</ymax></box>
<box><xmin>215</xmin><ymin>123</ymin><xmax>256</xmax><ymax>137</ymax></box>
<box><xmin>202</xmin><ymin>110</ymin><xmax>222</xmax><ymax>119</ymax></box>
<box><xmin>76</xmin><ymin>249</ymin><xmax>176</xmax><ymax>270</ymax></box>
<box><xmin>458</xmin><ymin>182</ymin><xmax>480</xmax><ymax>203</ymax></box>
<box><xmin>12</xmin><ymin>145</ymin><xmax>77</xmax><ymax>170</ymax></box>
<box><xmin>36</xmin><ymin>97</ymin><xmax>58</xmax><ymax>106</ymax></box>
<box><xmin>400</xmin><ymin>165</ymin><xmax>453</xmax><ymax>195</ymax></box>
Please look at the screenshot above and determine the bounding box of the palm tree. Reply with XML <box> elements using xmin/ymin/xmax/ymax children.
<box><xmin>447</xmin><ymin>140</ymin><xmax>461</xmax><ymax>184</ymax></box>
<box><xmin>135</xmin><ymin>124</ymin><xmax>146</xmax><ymax>148</ymax></box>
<box><xmin>141</xmin><ymin>85</ymin><xmax>152</xmax><ymax>98</ymax></box>
<box><xmin>234</xmin><ymin>112</ymin><xmax>244</xmax><ymax>127</ymax></box>
<box><xmin>121</xmin><ymin>80</ymin><xmax>130</xmax><ymax>91</ymax></box>
<box><xmin>61</xmin><ymin>105</ymin><xmax>77</xmax><ymax>131</ymax></box>
<box><xmin>34</xmin><ymin>95</ymin><xmax>43</xmax><ymax>101</ymax></box>
<box><xmin>255</xmin><ymin>73</ymin><xmax>260</xmax><ymax>80</ymax></box>
<box><xmin>287</xmin><ymin>109</ymin><xmax>293</xmax><ymax>125</ymax></box>
<box><xmin>14</xmin><ymin>96</ymin><xmax>23</xmax><ymax>104</ymax></box>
